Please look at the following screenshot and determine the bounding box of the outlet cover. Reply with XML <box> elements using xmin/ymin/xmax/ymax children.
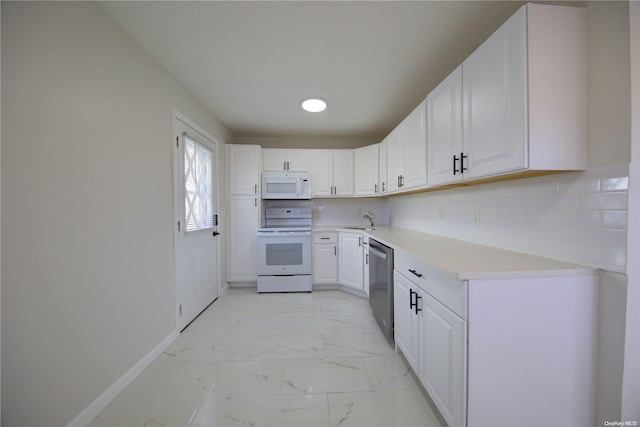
<box><xmin>438</xmin><ymin>208</ymin><xmax>445</xmax><ymax>221</ymax></box>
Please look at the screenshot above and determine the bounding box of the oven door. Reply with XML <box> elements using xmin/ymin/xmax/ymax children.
<box><xmin>257</xmin><ymin>232</ymin><xmax>311</xmax><ymax>276</ymax></box>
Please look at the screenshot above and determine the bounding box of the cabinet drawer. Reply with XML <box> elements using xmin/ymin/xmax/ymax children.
<box><xmin>313</xmin><ymin>231</ymin><xmax>338</xmax><ymax>244</ymax></box>
<box><xmin>395</xmin><ymin>252</ymin><xmax>467</xmax><ymax>319</ymax></box>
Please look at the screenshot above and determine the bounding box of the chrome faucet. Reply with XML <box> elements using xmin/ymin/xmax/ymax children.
<box><xmin>363</xmin><ymin>211</ymin><xmax>375</xmax><ymax>227</ymax></box>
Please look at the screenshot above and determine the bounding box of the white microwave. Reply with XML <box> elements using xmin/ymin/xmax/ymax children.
<box><xmin>262</xmin><ymin>172</ymin><xmax>312</xmax><ymax>199</ymax></box>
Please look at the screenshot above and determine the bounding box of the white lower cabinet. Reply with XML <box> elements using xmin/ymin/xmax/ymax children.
<box><xmin>393</xmin><ymin>251</ymin><xmax>597</xmax><ymax>427</ymax></box>
<box><xmin>228</xmin><ymin>195</ymin><xmax>259</xmax><ymax>282</ymax></box>
<box><xmin>393</xmin><ymin>271</ymin><xmax>421</xmax><ymax>369</ymax></box>
<box><xmin>338</xmin><ymin>232</ymin><xmax>364</xmax><ymax>291</ymax></box>
<box><xmin>394</xmin><ymin>263</ymin><xmax>466</xmax><ymax>427</ymax></box>
<box><xmin>312</xmin><ymin>232</ymin><xmax>338</xmax><ymax>284</ymax></box>
<box><xmin>420</xmin><ymin>291</ymin><xmax>466</xmax><ymax>427</ymax></box>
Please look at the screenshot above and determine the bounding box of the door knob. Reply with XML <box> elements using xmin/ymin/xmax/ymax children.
<box><xmin>212</xmin><ymin>231</ymin><xmax>220</xmax><ymax>237</ymax></box>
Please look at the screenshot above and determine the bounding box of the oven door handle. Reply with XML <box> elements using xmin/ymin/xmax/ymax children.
<box><xmin>257</xmin><ymin>232</ymin><xmax>311</xmax><ymax>237</ymax></box>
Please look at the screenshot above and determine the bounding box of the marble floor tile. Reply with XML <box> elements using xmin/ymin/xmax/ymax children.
<box><xmin>88</xmin><ymin>288</ymin><xmax>443</xmax><ymax>427</ymax></box>
<box><xmin>252</xmin><ymin>333</ymin><xmax>325</xmax><ymax>360</ymax></box>
<box><xmin>323</xmin><ymin>332</ymin><xmax>397</xmax><ymax>358</ymax></box>
<box><xmin>215</xmin><ymin>393</ymin><xmax>330</xmax><ymax>427</ymax></box>
<box><xmin>328</xmin><ymin>389</ymin><xmax>444</xmax><ymax>427</ymax></box>
<box><xmin>281</xmin><ymin>358</ymin><xmax>371</xmax><ymax>394</ymax></box>
<box><xmin>363</xmin><ymin>354</ymin><xmax>420</xmax><ymax>391</ymax></box>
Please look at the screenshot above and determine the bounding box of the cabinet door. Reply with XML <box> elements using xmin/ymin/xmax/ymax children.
<box><xmin>228</xmin><ymin>145</ymin><xmax>261</xmax><ymax>195</ymax></box>
<box><xmin>463</xmin><ymin>6</ymin><xmax>527</xmax><ymax>180</ymax></box>
<box><xmin>378</xmin><ymin>139</ymin><xmax>388</xmax><ymax>195</ymax></box>
<box><xmin>333</xmin><ymin>150</ymin><xmax>354</xmax><ymax>196</ymax></box>
<box><xmin>311</xmin><ymin>150</ymin><xmax>333</xmax><ymax>196</ymax></box>
<box><xmin>362</xmin><ymin>236</ymin><xmax>370</xmax><ymax>296</ymax></box>
<box><xmin>228</xmin><ymin>195</ymin><xmax>259</xmax><ymax>282</ymax></box>
<box><xmin>263</xmin><ymin>149</ymin><xmax>288</xmax><ymax>171</ymax></box>
<box><xmin>420</xmin><ymin>292</ymin><xmax>467</xmax><ymax>427</ymax></box>
<box><xmin>427</xmin><ymin>67</ymin><xmax>464</xmax><ymax>187</ymax></box>
<box><xmin>393</xmin><ymin>271</ymin><xmax>420</xmax><ymax>371</ymax></box>
<box><xmin>386</xmin><ymin>127</ymin><xmax>402</xmax><ymax>193</ymax></box>
<box><xmin>338</xmin><ymin>232</ymin><xmax>364</xmax><ymax>290</ymax></box>
<box><xmin>355</xmin><ymin>145</ymin><xmax>379</xmax><ymax>196</ymax></box>
<box><xmin>400</xmin><ymin>101</ymin><xmax>428</xmax><ymax>190</ymax></box>
<box><xmin>286</xmin><ymin>149</ymin><xmax>311</xmax><ymax>171</ymax></box>
<box><xmin>313</xmin><ymin>244</ymin><xmax>338</xmax><ymax>284</ymax></box>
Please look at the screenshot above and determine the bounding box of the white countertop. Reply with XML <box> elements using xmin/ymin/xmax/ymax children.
<box><xmin>316</xmin><ymin>225</ymin><xmax>597</xmax><ymax>281</ymax></box>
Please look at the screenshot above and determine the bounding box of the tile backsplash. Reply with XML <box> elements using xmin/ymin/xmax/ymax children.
<box><xmin>312</xmin><ymin>198</ymin><xmax>389</xmax><ymax>227</ymax></box>
<box><xmin>388</xmin><ymin>164</ymin><xmax>629</xmax><ymax>273</ymax></box>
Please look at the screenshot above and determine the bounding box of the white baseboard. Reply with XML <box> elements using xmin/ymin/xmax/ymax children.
<box><xmin>65</xmin><ymin>330</ymin><xmax>180</xmax><ymax>427</ymax></box>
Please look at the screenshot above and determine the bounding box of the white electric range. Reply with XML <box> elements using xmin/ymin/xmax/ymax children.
<box><xmin>256</xmin><ymin>207</ymin><xmax>312</xmax><ymax>293</ymax></box>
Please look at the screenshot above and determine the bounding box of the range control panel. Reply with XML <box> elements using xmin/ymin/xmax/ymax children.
<box><xmin>265</xmin><ymin>208</ymin><xmax>312</xmax><ymax>219</ymax></box>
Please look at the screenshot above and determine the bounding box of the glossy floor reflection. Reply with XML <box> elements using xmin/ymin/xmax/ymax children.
<box><xmin>89</xmin><ymin>288</ymin><xmax>444</xmax><ymax>427</ymax></box>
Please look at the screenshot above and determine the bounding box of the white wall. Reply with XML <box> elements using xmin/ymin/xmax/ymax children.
<box><xmin>587</xmin><ymin>1</ymin><xmax>632</xmax><ymax>168</ymax></box>
<box><xmin>1</xmin><ymin>3</ymin><xmax>233</xmax><ymax>426</ymax></box>
<box><xmin>622</xmin><ymin>0</ymin><xmax>640</xmax><ymax>422</ymax></box>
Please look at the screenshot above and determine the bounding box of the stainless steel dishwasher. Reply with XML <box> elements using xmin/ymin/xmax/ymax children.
<box><xmin>368</xmin><ymin>239</ymin><xmax>394</xmax><ymax>343</ymax></box>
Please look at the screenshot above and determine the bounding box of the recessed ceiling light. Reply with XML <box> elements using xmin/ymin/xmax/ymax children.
<box><xmin>301</xmin><ymin>98</ymin><xmax>327</xmax><ymax>113</ymax></box>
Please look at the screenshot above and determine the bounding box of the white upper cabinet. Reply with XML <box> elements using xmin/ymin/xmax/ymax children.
<box><xmin>462</xmin><ymin>5</ymin><xmax>527</xmax><ymax>180</ymax></box>
<box><xmin>311</xmin><ymin>150</ymin><xmax>354</xmax><ymax>197</ymax></box>
<box><xmin>427</xmin><ymin>67</ymin><xmax>464</xmax><ymax>186</ymax></box>
<box><xmin>227</xmin><ymin>144</ymin><xmax>261</xmax><ymax>195</ymax></box>
<box><xmin>386</xmin><ymin>127</ymin><xmax>402</xmax><ymax>193</ymax></box>
<box><xmin>378</xmin><ymin>139</ymin><xmax>388</xmax><ymax>195</ymax></box>
<box><xmin>400</xmin><ymin>101</ymin><xmax>428</xmax><ymax>190</ymax></box>
<box><xmin>354</xmin><ymin>144</ymin><xmax>379</xmax><ymax>196</ymax></box>
<box><xmin>263</xmin><ymin>149</ymin><xmax>311</xmax><ymax>172</ymax></box>
<box><xmin>387</xmin><ymin>101</ymin><xmax>428</xmax><ymax>194</ymax></box>
<box><xmin>427</xmin><ymin>4</ymin><xmax>587</xmax><ymax>186</ymax></box>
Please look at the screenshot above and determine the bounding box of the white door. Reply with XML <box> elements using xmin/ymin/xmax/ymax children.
<box><xmin>174</xmin><ymin>113</ymin><xmax>219</xmax><ymax>331</ymax></box>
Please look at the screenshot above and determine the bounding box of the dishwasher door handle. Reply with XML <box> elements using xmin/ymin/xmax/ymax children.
<box><xmin>369</xmin><ymin>247</ymin><xmax>387</xmax><ymax>259</ymax></box>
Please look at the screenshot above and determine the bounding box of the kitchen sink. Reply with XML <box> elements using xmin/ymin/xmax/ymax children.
<box><xmin>343</xmin><ymin>226</ymin><xmax>377</xmax><ymax>231</ymax></box>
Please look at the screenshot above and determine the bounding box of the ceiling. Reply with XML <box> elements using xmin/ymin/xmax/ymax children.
<box><xmin>100</xmin><ymin>1</ymin><xmax>535</xmax><ymax>139</ymax></box>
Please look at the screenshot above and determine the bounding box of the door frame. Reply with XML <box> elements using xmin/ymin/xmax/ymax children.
<box><xmin>172</xmin><ymin>109</ymin><xmax>221</xmax><ymax>331</ymax></box>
